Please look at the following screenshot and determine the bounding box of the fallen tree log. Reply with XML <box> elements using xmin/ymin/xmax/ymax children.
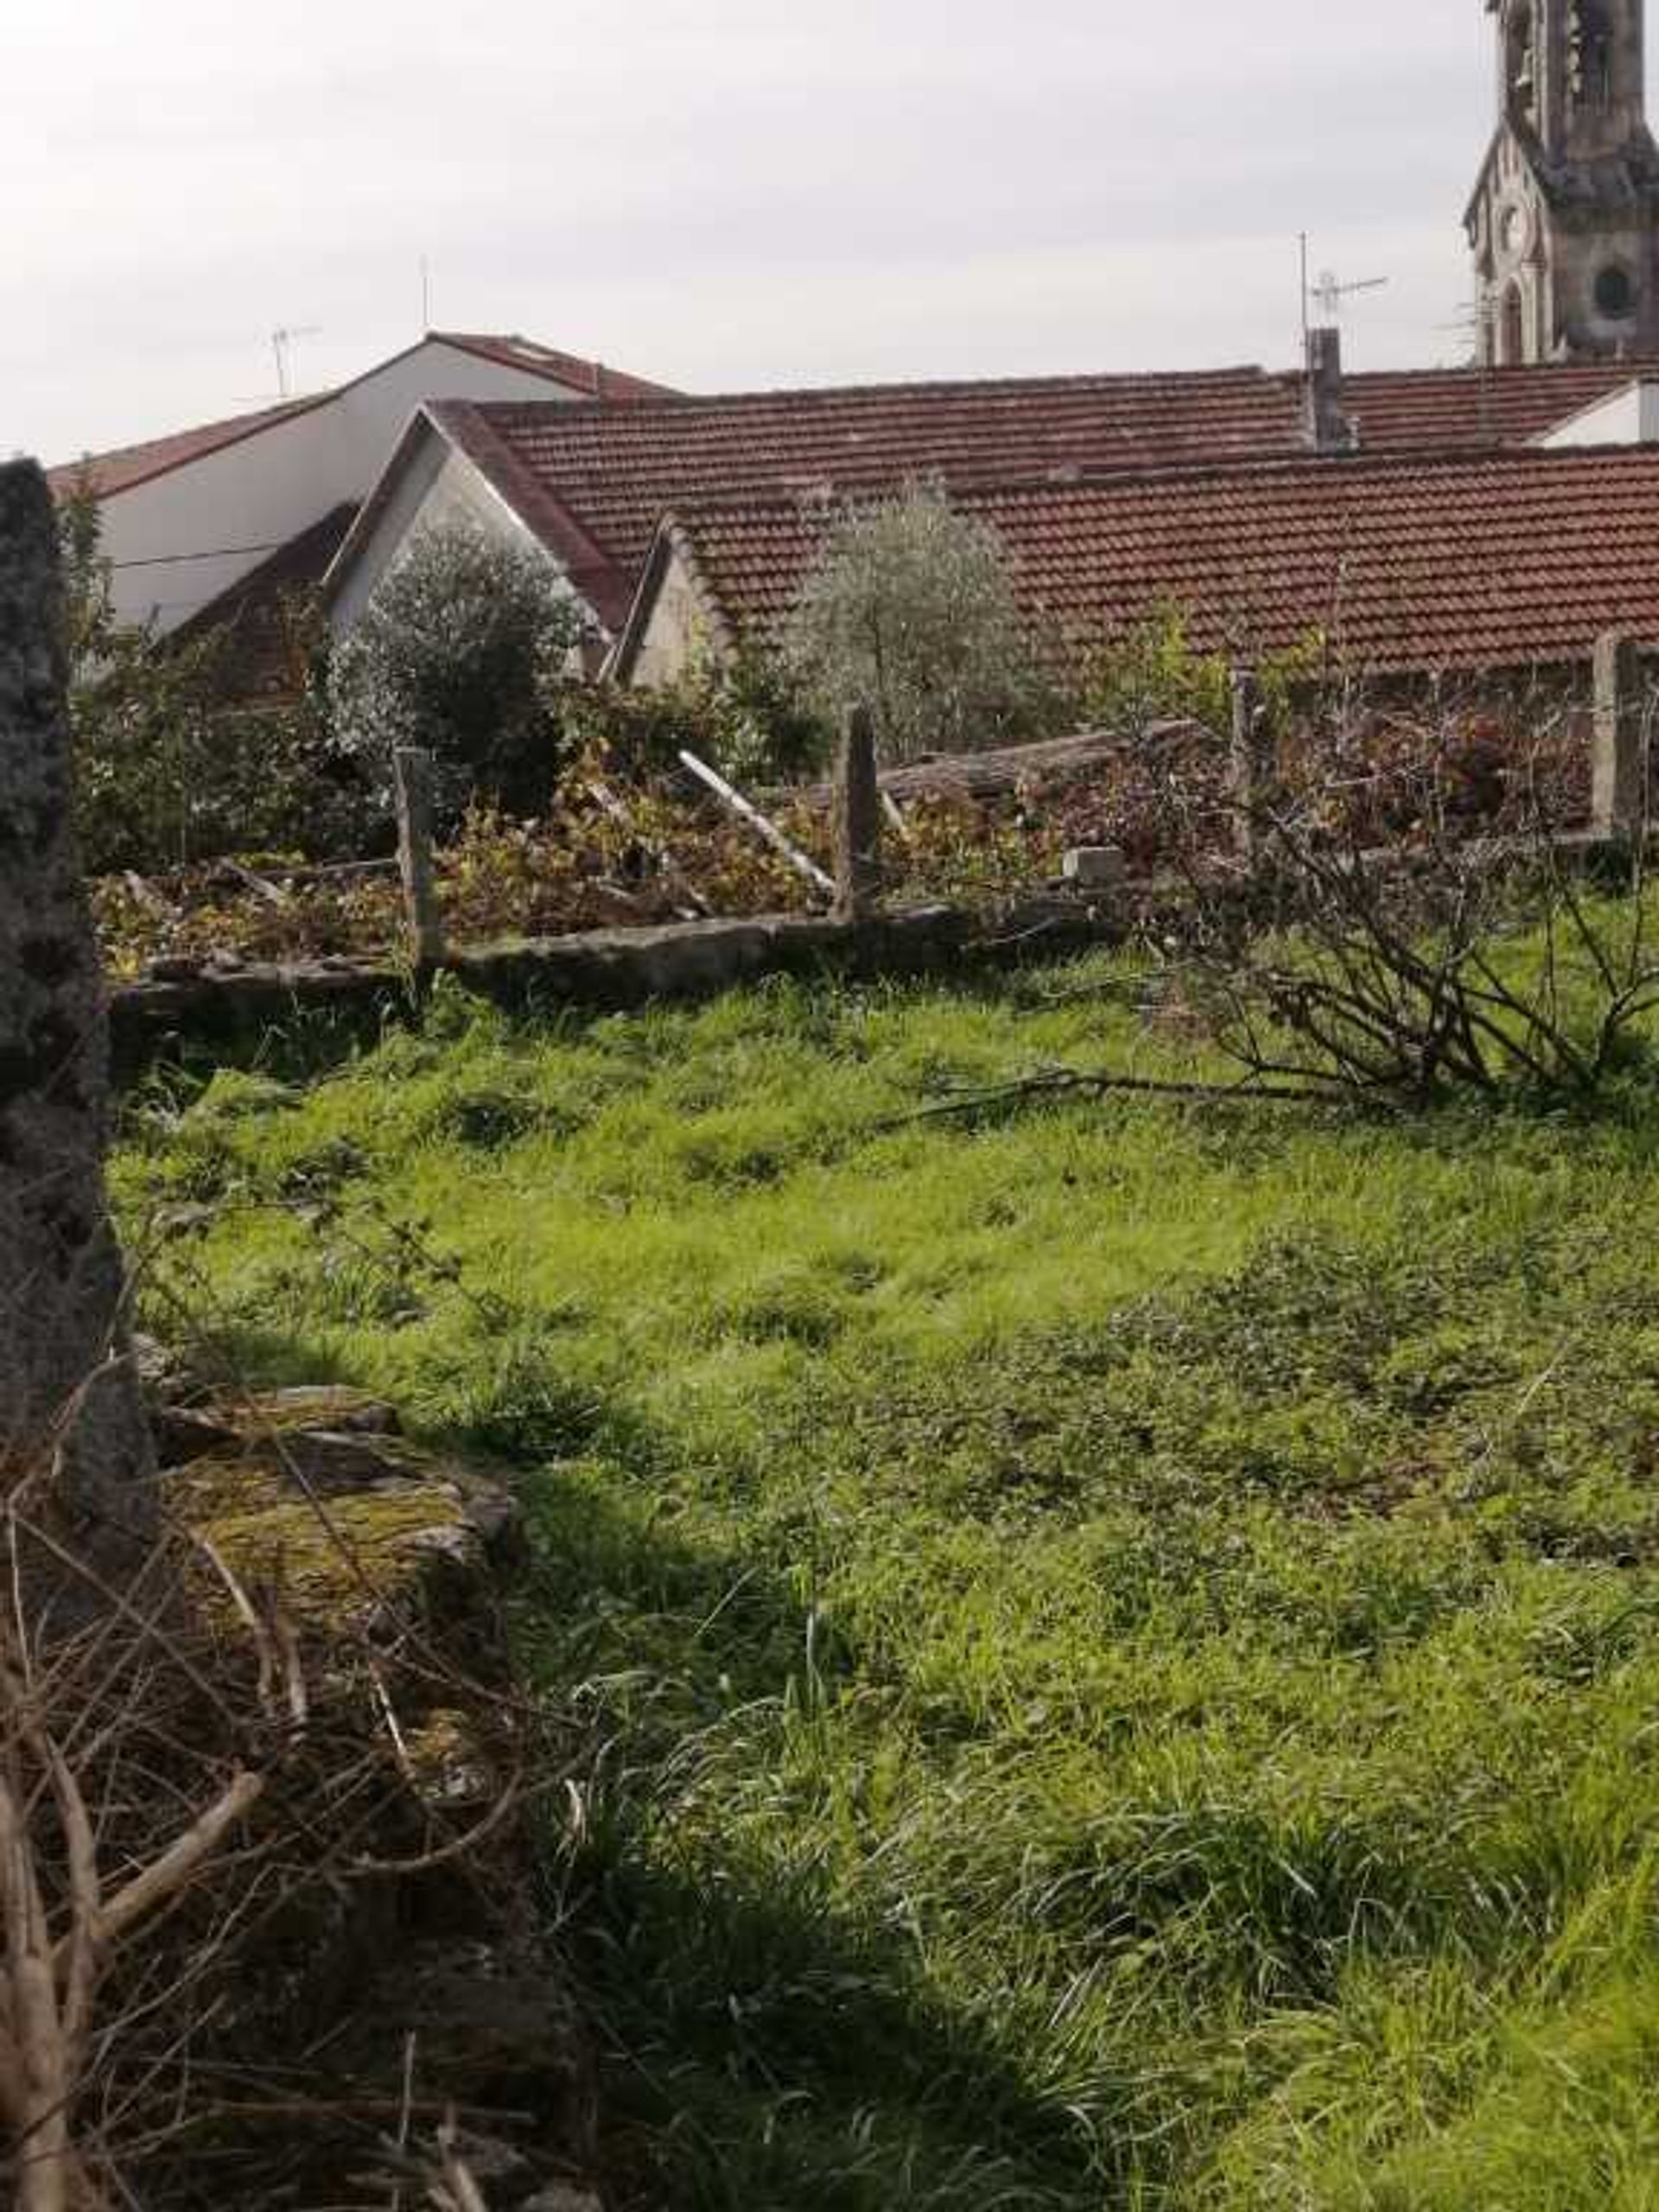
<box><xmin>769</xmin><ymin>721</ymin><xmax>1204</xmax><ymax>810</ymax></box>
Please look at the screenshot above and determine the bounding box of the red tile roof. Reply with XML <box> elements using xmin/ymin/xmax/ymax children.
<box><xmin>429</xmin><ymin>333</ymin><xmax>677</xmax><ymax>403</ymax></box>
<box><xmin>621</xmin><ymin>446</ymin><xmax>1659</xmax><ymax>682</ymax></box>
<box><xmin>1339</xmin><ymin>362</ymin><xmax>1659</xmax><ymax>451</ymax></box>
<box><xmin>48</xmin><ymin>399</ymin><xmax>319</xmax><ymax>502</ymax></box>
<box><xmin>48</xmin><ymin>332</ymin><xmax>675</xmax><ymax>501</ymax></box>
<box><xmin>417</xmin><ymin>359</ymin><xmax>1659</xmax><ymax>633</ymax></box>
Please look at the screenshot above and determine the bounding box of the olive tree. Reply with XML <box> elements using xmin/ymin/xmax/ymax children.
<box><xmin>329</xmin><ymin>521</ymin><xmax>588</xmax><ymax>816</ymax></box>
<box><xmin>780</xmin><ymin>482</ymin><xmax>1057</xmax><ymax>764</ymax></box>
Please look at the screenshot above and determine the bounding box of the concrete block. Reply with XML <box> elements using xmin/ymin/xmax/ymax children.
<box><xmin>1062</xmin><ymin>845</ymin><xmax>1127</xmax><ymax>892</ymax></box>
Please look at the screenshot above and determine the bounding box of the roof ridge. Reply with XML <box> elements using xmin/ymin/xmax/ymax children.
<box><xmin>653</xmin><ymin>437</ymin><xmax>1659</xmax><ymax>519</ymax></box>
<box><xmin>471</xmin><ymin>355</ymin><xmax>1659</xmax><ymax>426</ymax></box>
<box><xmin>430</xmin><ymin>330</ymin><xmax>676</xmax><ymax>399</ymax></box>
<box><xmin>469</xmin><ymin>363</ymin><xmax>1287</xmax><ymax>422</ymax></box>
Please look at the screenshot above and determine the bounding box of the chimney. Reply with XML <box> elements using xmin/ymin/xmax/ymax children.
<box><xmin>1304</xmin><ymin>326</ymin><xmax>1357</xmax><ymax>454</ymax></box>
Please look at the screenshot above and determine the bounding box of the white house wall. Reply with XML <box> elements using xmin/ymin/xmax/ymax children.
<box><xmin>327</xmin><ymin>341</ymin><xmax>582</xmax><ymax>480</ymax></box>
<box><xmin>1536</xmin><ymin>380</ymin><xmax>1659</xmax><ymax>447</ymax></box>
<box><xmin>98</xmin><ymin>340</ymin><xmax>589</xmax><ymax>635</ymax></box>
<box><xmin>624</xmin><ymin>545</ymin><xmax>723</xmax><ymax>686</ymax></box>
<box><xmin>326</xmin><ymin>435</ymin><xmax>555</xmax><ymax>635</ymax></box>
<box><xmin>100</xmin><ymin>401</ymin><xmax>346</xmax><ymax>632</ymax></box>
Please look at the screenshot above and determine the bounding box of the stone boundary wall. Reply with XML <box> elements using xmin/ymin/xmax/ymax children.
<box><xmin>109</xmin><ymin>901</ymin><xmax>1124</xmax><ymax>1084</ymax></box>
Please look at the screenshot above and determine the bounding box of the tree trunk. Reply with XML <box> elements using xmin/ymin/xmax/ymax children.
<box><xmin>0</xmin><ymin>462</ymin><xmax>154</xmax><ymax>1573</ymax></box>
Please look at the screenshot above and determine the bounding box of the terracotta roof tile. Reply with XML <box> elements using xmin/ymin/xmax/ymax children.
<box><xmin>1339</xmin><ymin>361</ymin><xmax>1659</xmax><ymax>450</ymax></box>
<box><xmin>647</xmin><ymin>446</ymin><xmax>1659</xmax><ymax>681</ymax></box>
<box><xmin>441</xmin><ymin>359</ymin><xmax>1659</xmax><ymax>632</ymax></box>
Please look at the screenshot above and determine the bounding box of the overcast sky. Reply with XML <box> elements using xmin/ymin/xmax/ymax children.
<box><xmin>6</xmin><ymin>1</ymin><xmax>1530</xmax><ymax>465</ymax></box>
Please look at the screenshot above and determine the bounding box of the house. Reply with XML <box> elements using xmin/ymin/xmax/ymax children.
<box><xmin>607</xmin><ymin>443</ymin><xmax>1659</xmax><ymax>690</ymax></box>
<box><xmin>48</xmin><ymin>333</ymin><xmax>673</xmax><ymax>666</ymax></box>
<box><xmin>1535</xmin><ymin>377</ymin><xmax>1659</xmax><ymax>446</ymax></box>
<box><xmin>322</xmin><ymin>351</ymin><xmax>1659</xmax><ymax>685</ymax></box>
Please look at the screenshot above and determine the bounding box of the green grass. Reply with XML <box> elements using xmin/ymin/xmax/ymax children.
<box><xmin>115</xmin><ymin>956</ymin><xmax>1659</xmax><ymax>2210</ymax></box>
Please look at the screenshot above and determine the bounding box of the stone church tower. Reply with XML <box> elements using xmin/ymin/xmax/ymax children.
<box><xmin>1467</xmin><ymin>0</ymin><xmax>1659</xmax><ymax>361</ymax></box>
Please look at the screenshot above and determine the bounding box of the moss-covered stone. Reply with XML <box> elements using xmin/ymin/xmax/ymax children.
<box><xmin>165</xmin><ymin>1389</ymin><xmax>510</xmax><ymax>1635</ymax></box>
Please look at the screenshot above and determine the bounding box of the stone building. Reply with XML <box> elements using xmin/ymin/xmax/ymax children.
<box><xmin>1468</xmin><ymin>0</ymin><xmax>1659</xmax><ymax>362</ymax></box>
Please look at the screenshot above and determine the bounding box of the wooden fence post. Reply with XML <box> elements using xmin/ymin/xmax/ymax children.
<box><xmin>392</xmin><ymin>747</ymin><xmax>446</xmax><ymax>971</ymax></box>
<box><xmin>834</xmin><ymin>706</ymin><xmax>883</xmax><ymax>924</ymax></box>
<box><xmin>1229</xmin><ymin>667</ymin><xmax>1267</xmax><ymax>868</ymax></box>
<box><xmin>1592</xmin><ymin>631</ymin><xmax>1646</xmax><ymax>843</ymax></box>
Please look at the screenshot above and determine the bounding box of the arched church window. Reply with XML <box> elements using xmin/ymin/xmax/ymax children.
<box><xmin>1508</xmin><ymin>3</ymin><xmax>1538</xmax><ymax>123</ymax></box>
<box><xmin>1503</xmin><ymin>283</ymin><xmax>1528</xmax><ymax>364</ymax></box>
<box><xmin>1571</xmin><ymin>3</ymin><xmax>1614</xmax><ymax>109</ymax></box>
<box><xmin>1595</xmin><ymin>264</ymin><xmax>1635</xmax><ymax>318</ymax></box>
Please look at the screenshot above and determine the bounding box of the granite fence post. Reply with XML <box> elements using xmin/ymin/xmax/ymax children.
<box><xmin>394</xmin><ymin>746</ymin><xmax>446</xmax><ymax>970</ymax></box>
<box><xmin>1592</xmin><ymin>631</ymin><xmax>1647</xmax><ymax>842</ymax></box>
<box><xmin>0</xmin><ymin>461</ymin><xmax>155</xmax><ymax>1565</ymax></box>
<box><xmin>833</xmin><ymin>706</ymin><xmax>883</xmax><ymax>924</ymax></box>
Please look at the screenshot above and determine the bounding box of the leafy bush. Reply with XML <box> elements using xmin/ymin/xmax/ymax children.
<box><xmin>1076</xmin><ymin>601</ymin><xmax>1326</xmax><ymax>736</ymax></box>
<box><xmin>563</xmin><ymin>649</ymin><xmax>831</xmax><ymax>789</ymax></box>
<box><xmin>780</xmin><ymin>480</ymin><xmax>1064</xmax><ymax>764</ymax></box>
<box><xmin>59</xmin><ymin>480</ymin><xmax>372</xmax><ymax>874</ymax></box>
<box><xmin>328</xmin><ymin>522</ymin><xmax>588</xmax><ymax>817</ymax></box>
<box><xmin>78</xmin><ymin>692</ymin><xmax>373</xmax><ymax>877</ymax></box>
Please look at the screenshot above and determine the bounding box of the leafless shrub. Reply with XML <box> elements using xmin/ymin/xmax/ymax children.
<box><xmin>1146</xmin><ymin>685</ymin><xmax>1659</xmax><ymax>1106</ymax></box>
<box><xmin>918</xmin><ymin>681</ymin><xmax>1659</xmax><ymax>1125</ymax></box>
<box><xmin>0</xmin><ymin>1376</ymin><xmax>538</xmax><ymax>2212</ymax></box>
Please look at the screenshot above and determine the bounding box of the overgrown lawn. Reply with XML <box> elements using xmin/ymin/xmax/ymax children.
<box><xmin>115</xmin><ymin>957</ymin><xmax>1659</xmax><ymax>2210</ymax></box>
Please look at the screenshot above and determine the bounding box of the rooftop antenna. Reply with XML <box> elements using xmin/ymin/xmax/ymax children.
<box><xmin>1437</xmin><ymin>291</ymin><xmax>1489</xmax><ymax>353</ymax></box>
<box><xmin>420</xmin><ymin>256</ymin><xmax>433</xmax><ymax>334</ymax></box>
<box><xmin>1299</xmin><ymin>234</ymin><xmax>1389</xmax><ymax>353</ymax></box>
<box><xmin>1439</xmin><ymin>289</ymin><xmax>1499</xmax><ymax>439</ymax></box>
<box><xmin>271</xmin><ymin>325</ymin><xmax>323</xmax><ymax>399</ymax></box>
<box><xmin>1306</xmin><ymin>264</ymin><xmax>1389</xmax><ymax>330</ymax></box>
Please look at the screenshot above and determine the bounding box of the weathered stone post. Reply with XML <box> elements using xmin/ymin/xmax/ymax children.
<box><xmin>393</xmin><ymin>745</ymin><xmax>446</xmax><ymax>970</ymax></box>
<box><xmin>0</xmin><ymin>462</ymin><xmax>155</xmax><ymax>1561</ymax></box>
<box><xmin>1229</xmin><ymin>666</ymin><xmax>1268</xmax><ymax>869</ymax></box>
<box><xmin>1592</xmin><ymin>631</ymin><xmax>1647</xmax><ymax>842</ymax></box>
<box><xmin>833</xmin><ymin>706</ymin><xmax>883</xmax><ymax>924</ymax></box>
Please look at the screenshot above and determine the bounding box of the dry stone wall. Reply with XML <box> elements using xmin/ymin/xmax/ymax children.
<box><xmin>108</xmin><ymin>902</ymin><xmax>1130</xmax><ymax>1084</ymax></box>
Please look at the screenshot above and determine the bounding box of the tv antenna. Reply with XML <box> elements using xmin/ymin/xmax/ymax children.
<box><xmin>271</xmin><ymin>325</ymin><xmax>323</xmax><ymax>398</ymax></box>
<box><xmin>1299</xmin><ymin>234</ymin><xmax>1389</xmax><ymax>344</ymax></box>
<box><xmin>1437</xmin><ymin>290</ymin><xmax>1491</xmax><ymax>354</ymax></box>
<box><xmin>1437</xmin><ymin>290</ymin><xmax>1499</xmax><ymax>435</ymax></box>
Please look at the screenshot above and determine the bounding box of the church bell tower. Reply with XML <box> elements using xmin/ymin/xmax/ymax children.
<box><xmin>1467</xmin><ymin>0</ymin><xmax>1659</xmax><ymax>361</ymax></box>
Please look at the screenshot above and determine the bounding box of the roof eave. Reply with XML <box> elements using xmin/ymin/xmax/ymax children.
<box><xmin>428</xmin><ymin>400</ymin><xmax>631</xmax><ymax>632</ymax></box>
